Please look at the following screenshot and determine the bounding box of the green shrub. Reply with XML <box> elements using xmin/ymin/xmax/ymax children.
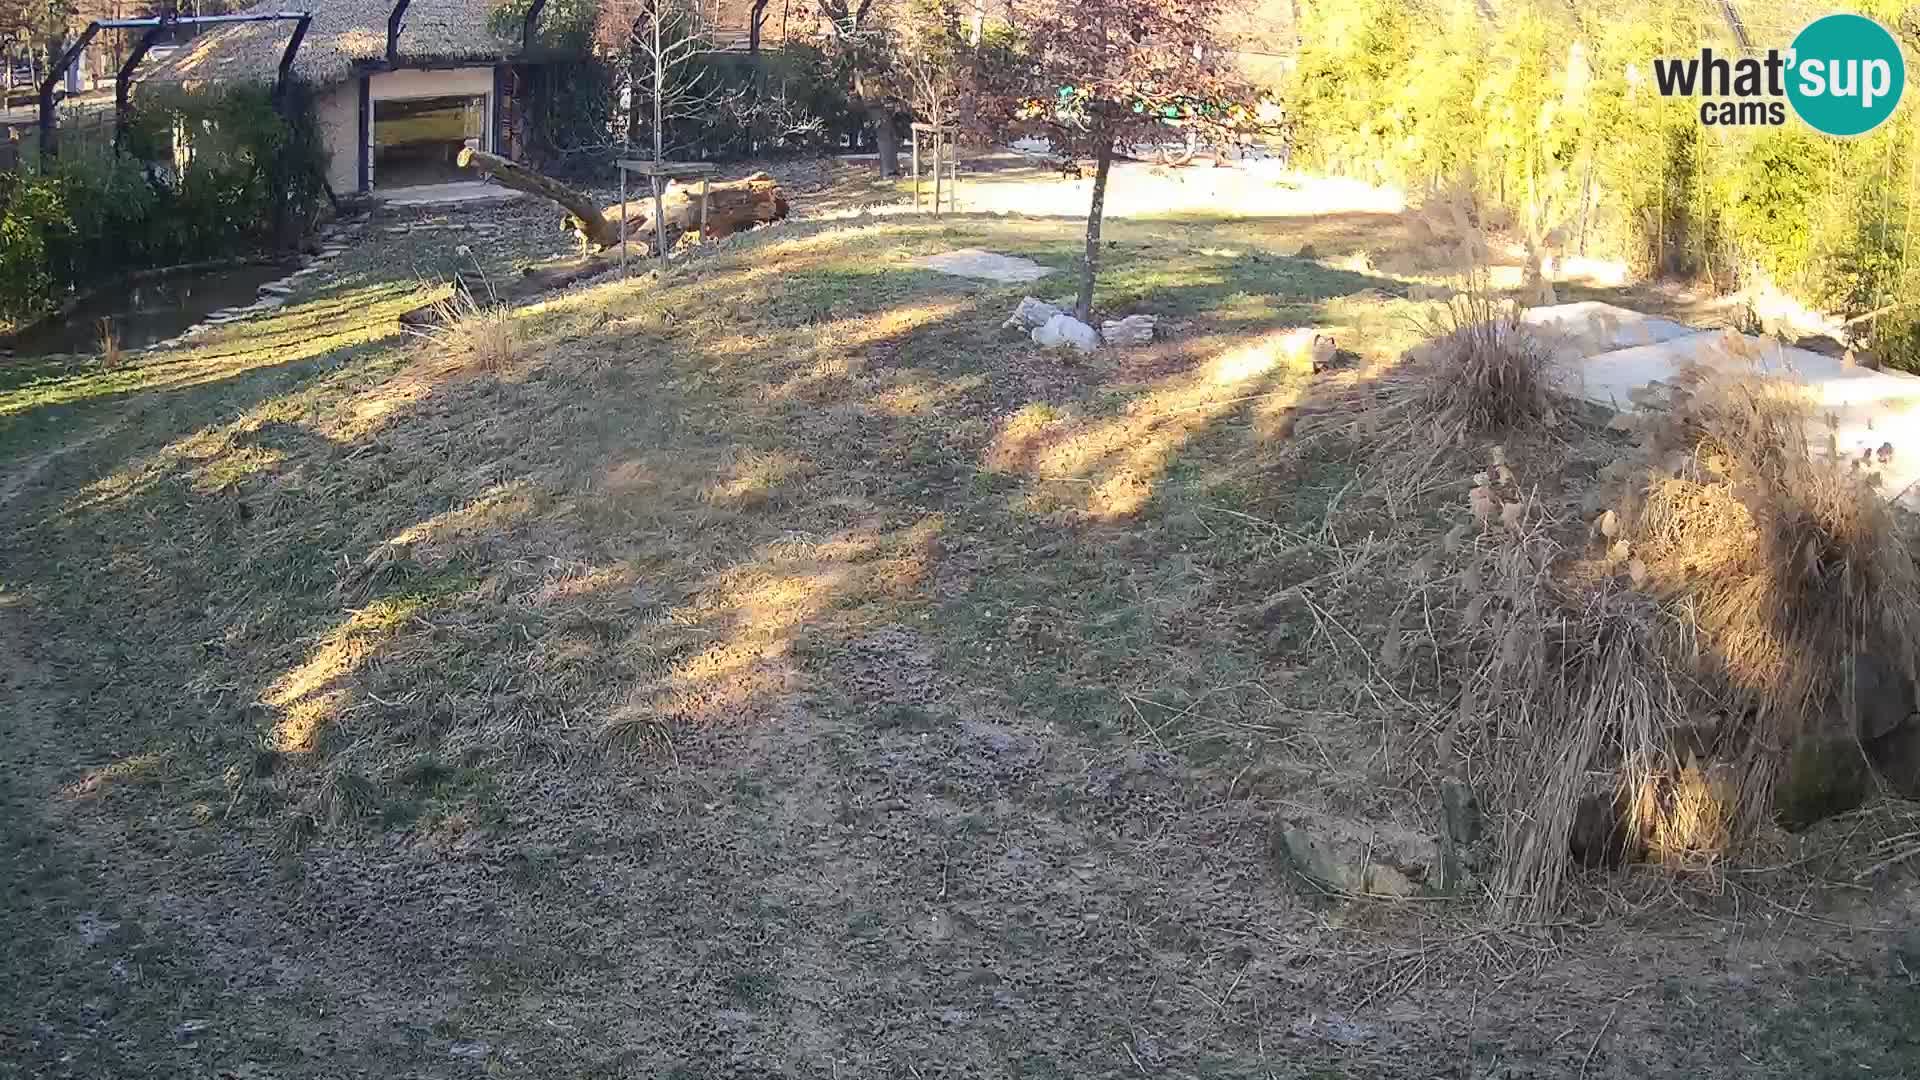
<box><xmin>1720</xmin><ymin>129</ymin><xmax>1828</xmax><ymax>287</ymax></box>
<box><xmin>1288</xmin><ymin>0</ymin><xmax>1916</xmax><ymax>323</ymax></box>
<box><xmin>0</xmin><ymin>82</ymin><xmax>325</xmax><ymax>326</ymax></box>
<box><xmin>0</xmin><ymin>173</ymin><xmax>62</xmax><ymax>324</ymax></box>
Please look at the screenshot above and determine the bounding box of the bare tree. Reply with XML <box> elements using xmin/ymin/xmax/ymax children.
<box><xmin>815</xmin><ymin>0</ymin><xmax>902</xmax><ymax>174</ymax></box>
<box><xmin>596</xmin><ymin>0</ymin><xmax>722</xmax><ymax>265</ymax></box>
<box><xmin>896</xmin><ymin>0</ymin><xmax>962</xmax><ymax>131</ymax></box>
<box><xmin>976</xmin><ymin>0</ymin><xmax>1270</xmax><ymax>320</ymax></box>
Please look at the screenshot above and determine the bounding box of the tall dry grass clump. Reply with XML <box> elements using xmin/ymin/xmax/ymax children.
<box><xmin>1610</xmin><ymin>360</ymin><xmax>1920</xmax><ymax>831</ymax></box>
<box><xmin>1283</xmin><ymin>182</ymin><xmax>1562</xmax><ymax>525</ymax></box>
<box><xmin>1413</xmin><ymin>292</ymin><xmax>1556</xmax><ymax>443</ymax></box>
<box><xmin>1465</xmin><ymin>359</ymin><xmax>1920</xmax><ymax>919</ymax></box>
<box><xmin>406</xmin><ymin>255</ymin><xmax>524</xmax><ymax>373</ymax></box>
<box><xmin>1412</xmin><ymin>179</ymin><xmax>1557</xmax><ymax>440</ymax></box>
<box><xmin>410</xmin><ymin>287</ymin><xmax>523</xmax><ymax>373</ymax></box>
<box><xmin>1288</xmin><ymin>179</ymin><xmax>1919</xmax><ymax>916</ymax></box>
<box><xmin>1422</xmin><ymin>446</ymin><xmax>1754</xmax><ymax>921</ymax></box>
<box><xmin>1362</xmin><ymin>342</ymin><xmax>1920</xmax><ymax>919</ymax></box>
<box><xmin>1392</xmin><ymin>448</ymin><xmax>1693</xmax><ymax>919</ymax></box>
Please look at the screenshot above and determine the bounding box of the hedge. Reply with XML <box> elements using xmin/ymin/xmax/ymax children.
<box><xmin>0</xmin><ymin>82</ymin><xmax>327</xmax><ymax>328</ymax></box>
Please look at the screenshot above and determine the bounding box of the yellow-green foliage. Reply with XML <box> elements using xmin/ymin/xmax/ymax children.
<box><xmin>1290</xmin><ymin>0</ymin><xmax>1919</xmax><ymax>363</ymax></box>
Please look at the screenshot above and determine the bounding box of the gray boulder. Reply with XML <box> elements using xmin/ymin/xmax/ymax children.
<box><xmin>1032</xmin><ymin>313</ymin><xmax>1100</xmax><ymax>353</ymax></box>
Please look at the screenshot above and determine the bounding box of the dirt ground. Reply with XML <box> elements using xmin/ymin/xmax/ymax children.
<box><xmin>3</xmin><ymin>158</ymin><xmax>1919</xmax><ymax>1079</ymax></box>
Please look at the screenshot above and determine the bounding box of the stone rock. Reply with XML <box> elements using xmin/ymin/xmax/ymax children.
<box><xmin>1869</xmin><ymin>715</ymin><xmax>1920</xmax><ymax>797</ymax></box>
<box><xmin>916</xmin><ymin>249</ymin><xmax>1055</xmax><ymax>283</ymax></box>
<box><xmin>1775</xmin><ymin>733</ymin><xmax>1873</xmax><ymax>831</ymax></box>
<box><xmin>1570</xmin><ymin>790</ymin><xmax>1630</xmax><ymax>867</ymax></box>
<box><xmin>254</xmin><ymin>297</ymin><xmax>287</xmax><ymax>309</ymax></box>
<box><xmin>1441</xmin><ymin>780</ymin><xmax>1483</xmax><ymax>847</ymax></box>
<box><xmin>1437</xmin><ymin>780</ymin><xmax>1485</xmax><ymax>889</ymax></box>
<box><xmin>259</xmin><ymin>282</ymin><xmax>294</xmax><ymax>297</ymax></box>
<box><xmin>1032</xmin><ymin>313</ymin><xmax>1099</xmax><ymax>353</ymax></box>
<box><xmin>1101</xmin><ymin>314</ymin><xmax>1156</xmax><ymax>346</ymax></box>
<box><xmin>1003</xmin><ymin>296</ymin><xmax>1064</xmax><ymax>331</ymax></box>
<box><xmin>1850</xmin><ymin>651</ymin><xmax>1913</xmax><ymax>741</ymax></box>
<box><xmin>1271</xmin><ymin>817</ymin><xmax>1440</xmax><ymax>898</ymax></box>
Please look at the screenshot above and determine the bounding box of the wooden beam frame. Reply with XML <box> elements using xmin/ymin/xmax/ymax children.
<box><xmin>615</xmin><ymin>158</ymin><xmax>715</xmax><ymax>271</ymax></box>
<box><xmin>522</xmin><ymin>0</ymin><xmax>550</xmax><ymax>54</ymax></box>
<box><xmin>40</xmin><ymin>11</ymin><xmax>313</xmax><ymax>161</ymax></box>
<box><xmin>387</xmin><ymin>0</ymin><xmax>412</xmax><ymax>65</ymax></box>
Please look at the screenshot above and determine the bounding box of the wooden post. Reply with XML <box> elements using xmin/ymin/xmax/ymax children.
<box><xmin>932</xmin><ymin>134</ymin><xmax>943</xmax><ymax>218</ymax></box>
<box><xmin>651</xmin><ymin>172</ymin><xmax>666</xmax><ymax>268</ymax></box>
<box><xmin>620</xmin><ymin>165</ymin><xmax>628</xmax><ymax>273</ymax></box>
<box><xmin>947</xmin><ymin>139</ymin><xmax>958</xmax><ymax>212</ymax></box>
<box><xmin>911</xmin><ymin>132</ymin><xmax>920</xmax><ymax>211</ymax></box>
<box><xmin>701</xmin><ymin>176</ymin><xmax>710</xmax><ymax>242</ymax></box>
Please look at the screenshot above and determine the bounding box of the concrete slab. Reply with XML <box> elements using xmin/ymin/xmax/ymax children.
<box><xmin>1531</xmin><ymin>304</ymin><xmax>1920</xmax><ymax>509</ymax></box>
<box><xmin>1521</xmin><ymin>301</ymin><xmax>1697</xmax><ymax>362</ymax></box>
<box><xmin>913</xmin><ymin>248</ymin><xmax>1055</xmax><ymax>283</ymax></box>
<box><xmin>376</xmin><ymin>182</ymin><xmax>526</xmax><ymax>208</ymax></box>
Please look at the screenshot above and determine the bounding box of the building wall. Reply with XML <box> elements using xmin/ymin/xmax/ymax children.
<box><xmin>316</xmin><ymin>81</ymin><xmax>359</xmax><ymax>194</ymax></box>
<box><xmin>369</xmin><ymin>66</ymin><xmax>494</xmax><ymax>102</ymax></box>
<box><xmin>316</xmin><ymin>66</ymin><xmax>500</xmax><ymax>193</ymax></box>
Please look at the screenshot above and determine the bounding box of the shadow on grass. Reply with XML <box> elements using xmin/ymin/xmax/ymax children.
<box><xmin>0</xmin><ymin>205</ymin><xmax>1912</xmax><ymax>1080</ymax></box>
<box><xmin>1</xmin><ymin>209</ymin><xmax>1412</xmax><ymax>811</ymax></box>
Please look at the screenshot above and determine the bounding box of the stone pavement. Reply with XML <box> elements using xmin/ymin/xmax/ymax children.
<box><xmin>1523</xmin><ymin>301</ymin><xmax>1920</xmax><ymax>509</ymax></box>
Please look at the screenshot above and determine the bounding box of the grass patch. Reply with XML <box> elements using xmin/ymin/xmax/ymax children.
<box><xmin>2</xmin><ymin>186</ymin><xmax>1912</xmax><ymax>1080</ymax></box>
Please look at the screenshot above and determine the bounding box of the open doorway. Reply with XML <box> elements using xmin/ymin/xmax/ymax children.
<box><xmin>372</xmin><ymin>94</ymin><xmax>486</xmax><ymax>190</ymax></box>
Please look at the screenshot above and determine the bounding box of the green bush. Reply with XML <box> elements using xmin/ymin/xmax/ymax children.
<box><xmin>1288</xmin><ymin>0</ymin><xmax>1917</xmax><ymax>344</ymax></box>
<box><xmin>0</xmin><ymin>173</ymin><xmax>62</xmax><ymax>323</ymax></box>
<box><xmin>1720</xmin><ymin>129</ymin><xmax>1828</xmax><ymax>286</ymax></box>
<box><xmin>0</xmin><ymin>82</ymin><xmax>325</xmax><ymax>327</ymax></box>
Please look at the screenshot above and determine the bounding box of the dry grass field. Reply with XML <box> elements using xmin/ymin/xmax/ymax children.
<box><xmin>3</xmin><ymin>170</ymin><xmax>1918</xmax><ymax>1078</ymax></box>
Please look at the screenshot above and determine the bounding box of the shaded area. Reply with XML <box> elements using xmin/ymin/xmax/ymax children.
<box><xmin>5</xmin><ymin>262</ymin><xmax>295</xmax><ymax>357</ymax></box>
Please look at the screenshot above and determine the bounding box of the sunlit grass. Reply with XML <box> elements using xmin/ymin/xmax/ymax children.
<box><xmin>267</xmin><ymin>594</ymin><xmax>429</xmax><ymax>753</ymax></box>
<box><xmin>3</xmin><ymin>207</ymin><xmax>1429</xmax><ymax>842</ymax></box>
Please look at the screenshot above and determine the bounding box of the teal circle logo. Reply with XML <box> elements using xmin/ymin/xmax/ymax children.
<box><xmin>1787</xmin><ymin>14</ymin><xmax>1906</xmax><ymax>137</ymax></box>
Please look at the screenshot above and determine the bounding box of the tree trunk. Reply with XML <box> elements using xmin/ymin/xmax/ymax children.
<box><xmin>624</xmin><ymin>60</ymin><xmax>642</xmax><ymax>148</ymax></box>
<box><xmin>651</xmin><ymin>12</ymin><xmax>668</xmax><ymax>269</ymax></box>
<box><xmin>748</xmin><ymin>0</ymin><xmax>771</xmax><ymax>154</ymax></box>
<box><xmin>457</xmin><ymin>147</ymin><xmax>621</xmax><ymax>248</ymax></box>
<box><xmin>1076</xmin><ymin>129</ymin><xmax>1115</xmax><ymax>323</ymax></box>
<box><xmin>870</xmin><ymin>105</ymin><xmax>899</xmax><ymax>176</ymax></box>
<box><xmin>601</xmin><ymin>173</ymin><xmax>789</xmax><ymax>250</ymax></box>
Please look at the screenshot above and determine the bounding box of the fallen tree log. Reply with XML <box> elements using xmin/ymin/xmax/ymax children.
<box><xmin>457</xmin><ymin>147</ymin><xmax>620</xmax><ymax>249</ymax></box>
<box><xmin>456</xmin><ymin>149</ymin><xmax>790</xmax><ymax>254</ymax></box>
<box><xmin>600</xmin><ymin>173</ymin><xmax>791</xmax><ymax>253</ymax></box>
